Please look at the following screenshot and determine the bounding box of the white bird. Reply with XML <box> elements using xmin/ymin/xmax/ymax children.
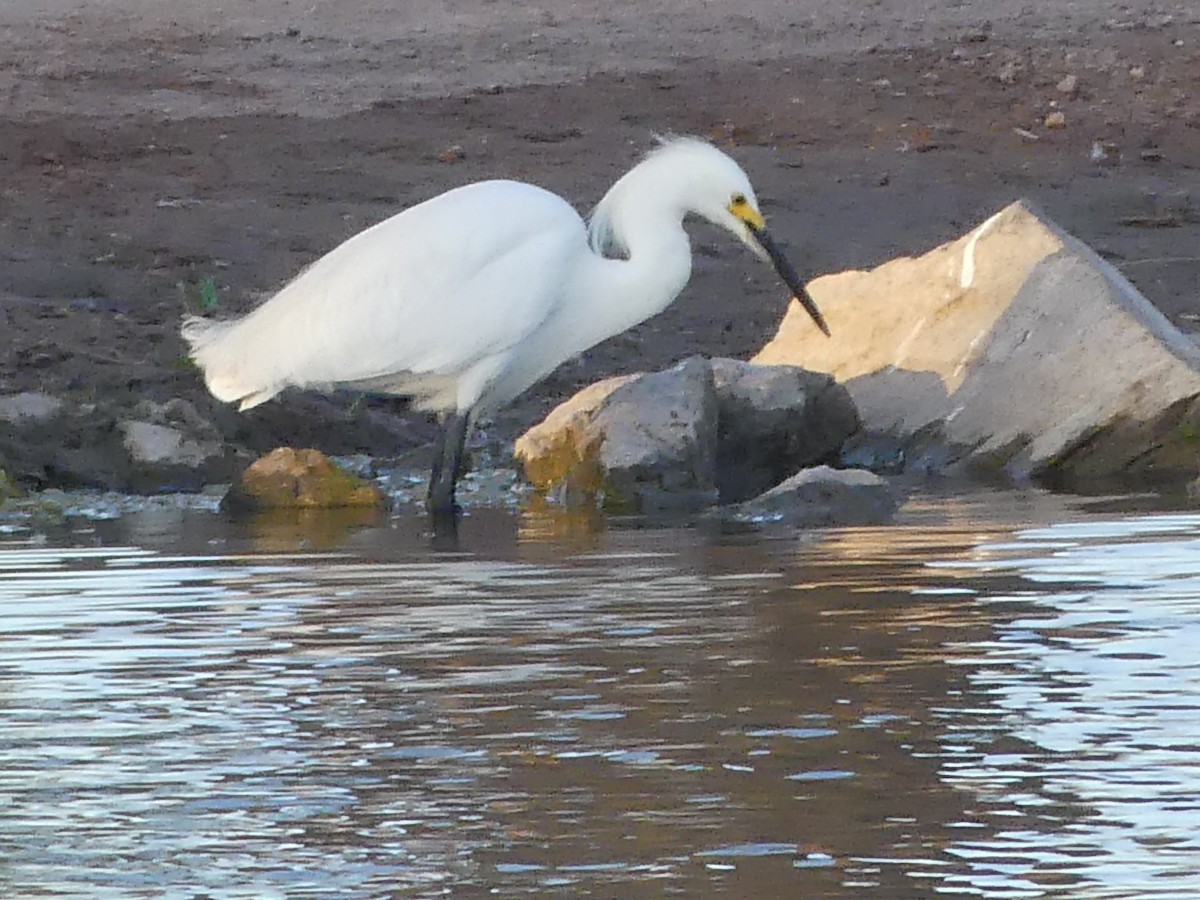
<box><xmin>182</xmin><ymin>137</ymin><xmax>829</xmax><ymax>515</ymax></box>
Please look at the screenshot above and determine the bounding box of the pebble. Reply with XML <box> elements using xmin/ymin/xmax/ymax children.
<box><xmin>1091</xmin><ymin>140</ymin><xmax>1118</xmax><ymax>165</ymax></box>
<box><xmin>994</xmin><ymin>59</ymin><xmax>1022</xmax><ymax>84</ymax></box>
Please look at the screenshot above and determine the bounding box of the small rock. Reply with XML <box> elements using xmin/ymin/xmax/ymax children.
<box><xmin>1044</xmin><ymin>111</ymin><xmax>1067</xmax><ymax>129</ymax></box>
<box><xmin>1056</xmin><ymin>73</ymin><xmax>1079</xmax><ymax>95</ymax></box>
<box><xmin>120</xmin><ymin>421</ymin><xmax>221</xmax><ymax>467</ymax></box>
<box><xmin>994</xmin><ymin>58</ymin><xmax>1022</xmax><ymax>85</ymax></box>
<box><xmin>0</xmin><ymin>392</ymin><xmax>64</xmax><ymax>424</ymax></box>
<box><xmin>439</xmin><ymin>144</ymin><xmax>465</xmax><ymax>163</ymax></box>
<box><xmin>1091</xmin><ymin>139</ymin><xmax>1119</xmax><ymax>165</ymax></box>
<box><xmin>1129</xmin><ymin>65</ymin><xmax>1146</xmax><ymax>82</ymax></box>
<box><xmin>222</xmin><ymin>447</ymin><xmax>387</xmax><ymax>512</ymax></box>
<box><xmin>725</xmin><ymin>466</ymin><xmax>899</xmax><ymax>527</ymax></box>
<box><xmin>113</xmin><ymin>398</ymin><xmax>234</xmax><ymax>491</ymax></box>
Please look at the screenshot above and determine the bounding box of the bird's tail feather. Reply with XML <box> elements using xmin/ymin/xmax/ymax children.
<box><xmin>181</xmin><ymin>315</ymin><xmax>281</xmax><ymax>410</ymax></box>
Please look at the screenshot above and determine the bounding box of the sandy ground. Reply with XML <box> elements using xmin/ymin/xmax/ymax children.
<box><xmin>3</xmin><ymin>1</ymin><xmax>1190</xmax><ymax>118</ymax></box>
<box><xmin>2</xmin><ymin>1</ymin><xmax>1199</xmax><ymax>478</ymax></box>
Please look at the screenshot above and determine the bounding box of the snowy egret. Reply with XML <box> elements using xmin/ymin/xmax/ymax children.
<box><xmin>182</xmin><ymin>137</ymin><xmax>829</xmax><ymax>514</ymax></box>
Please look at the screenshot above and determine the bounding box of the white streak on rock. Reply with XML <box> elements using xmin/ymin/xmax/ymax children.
<box><xmin>960</xmin><ymin>209</ymin><xmax>1005</xmax><ymax>289</ymax></box>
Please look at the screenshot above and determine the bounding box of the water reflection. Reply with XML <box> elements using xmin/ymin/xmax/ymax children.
<box><xmin>0</xmin><ymin>495</ymin><xmax>1198</xmax><ymax>897</ymax></box>
<box><xmin>932</xmin><ymin>514</ymin><xmax>1200</xmax><ymax>897</ymax></box>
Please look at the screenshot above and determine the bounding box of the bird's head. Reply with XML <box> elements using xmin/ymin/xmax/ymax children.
<box><xmin>588</xmin><ymin>137</ymin><xmax>830</xmax><ymax>337</ymax></box>
<box><xmin>673</xmin><ymin>140</ymin><xmax>831</xmax><ymax>337</ymax></box>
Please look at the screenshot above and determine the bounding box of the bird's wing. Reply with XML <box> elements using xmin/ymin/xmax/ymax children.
<box><xmin>194</xmin><ymin>180</ymin><xmax>586</xmax><ymax>405</ymax></box>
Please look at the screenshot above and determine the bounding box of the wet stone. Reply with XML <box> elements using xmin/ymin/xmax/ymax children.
<box><xmin>222</xmin><ymin>447</ymin><xmax>388</xmax><ymax>512</ymax></box>
<box><xmin>517</xmin><ymin>357</ymin><xmax>862</xmax><ymax>512</ymax></box>
<box><xmin>723</xmin><ymin>465</ymin><xmax>899</xmax><ymax>527</ymax></box>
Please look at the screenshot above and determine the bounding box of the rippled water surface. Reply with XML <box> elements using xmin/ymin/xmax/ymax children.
<box><xmin>3</xmin><ymin>492</ymin><xmax>1200</xmax><ymax>897</ymax></box>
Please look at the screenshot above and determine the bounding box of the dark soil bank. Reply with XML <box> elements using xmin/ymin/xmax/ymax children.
<box><xmin>2</xmin><ymin>2</ymin><xmax>1198</xmax><ymax>490</ymax></box>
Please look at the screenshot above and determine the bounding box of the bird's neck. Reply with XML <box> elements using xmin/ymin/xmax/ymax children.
<box><xmin>474</xmin><ymin>206</ymin><xmax>693</xmax><ymax>413</ymax></box>
<box><xmin>575</xmin><ymin>214</ymin><xmax>692</xmax><ymax>348</ymax></box>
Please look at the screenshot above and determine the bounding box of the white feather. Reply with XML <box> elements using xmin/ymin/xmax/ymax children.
<box><xmin>181</xmin><ymin>137</ymin><xmax>818</xmax><ymax>425</ymax></box>
<box><xmin>183</xmin><ymin>180</ymin><xmax>580</xmax><ymax>412</ymax></box>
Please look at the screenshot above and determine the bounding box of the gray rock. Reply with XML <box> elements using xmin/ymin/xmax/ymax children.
<box><xmin>755</xmin><ymin>199</ymin><xmax>1200</xmax><ymax>491</ymax></box>
<box><xmin>726</xmin><ymin>465</ymin><xmax>899</xmax><ymax>527</ymax></box>
<box><xmin>120</xmin><ymin>421</ymin><xmax>221</xmax><ymax>467</ymax></box>
<box><xmin>710</xmin><ymin>358</ymin><xmax>859</xmax><ymax>502</ymax></box>
<box><xmin>0</xmin><ymin>392</ymin><xmax>64</xmax><ymax>424</ymax></box>
<box><xmin>0</xmin><ymin>379</ymin><xmax>439</xmax><ymax>494</ymax></box>
<box><xmin>114</xmin><ymin>399</ymin><xmax>238</xmax><ymax>491</ymax></box>
<box><xmin>0</xmin><ymin>394</ymin><xmax>243</xmax><ymax>493</ymax></box>
<box><xmin>515</xmin><ymin>356</ymin><xmax>863</xmax><ymax>512</ymax></box>
<box><xmin>515</xmin><ymin>357</ymin><xmax>719</xmax><ymax>511</ymax></box>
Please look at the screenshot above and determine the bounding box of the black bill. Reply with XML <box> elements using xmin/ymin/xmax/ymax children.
<box><xmin>748</xmin><ymin>224</ymin><xmax>831</xmax><ymax>337</ymax></box>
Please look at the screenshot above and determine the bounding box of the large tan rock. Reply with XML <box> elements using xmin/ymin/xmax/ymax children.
<box><xmin>755</xmin><ymin>200</ymin><xmax>1200</xmax><ymax>489</ymax></box>
<box><xmin>222</xmin><ymin>447</ymin><xmax>386</xmax><ymax>512</ymax></box>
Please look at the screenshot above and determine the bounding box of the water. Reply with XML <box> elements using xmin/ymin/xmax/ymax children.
<box><xmin>2</xmin><ymin>491</ymin><xmax>1200</xmax><ymax>897</ymax></box>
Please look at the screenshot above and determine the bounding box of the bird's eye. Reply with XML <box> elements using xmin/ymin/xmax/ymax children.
<box><xmin>731</xmin><ymin>193</ymin><xmax>747</xmax><ymax>207</ymax></box>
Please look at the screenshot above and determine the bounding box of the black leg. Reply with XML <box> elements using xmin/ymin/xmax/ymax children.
<box><xmin>427</xmin><ymin>411</ymin><xmax>471</xmax><ymax>516</ymax></box>
<box><xmin>429</xmin><ymin>509</ymin><xmax>459</xmax><ymax>549</ymax></box>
